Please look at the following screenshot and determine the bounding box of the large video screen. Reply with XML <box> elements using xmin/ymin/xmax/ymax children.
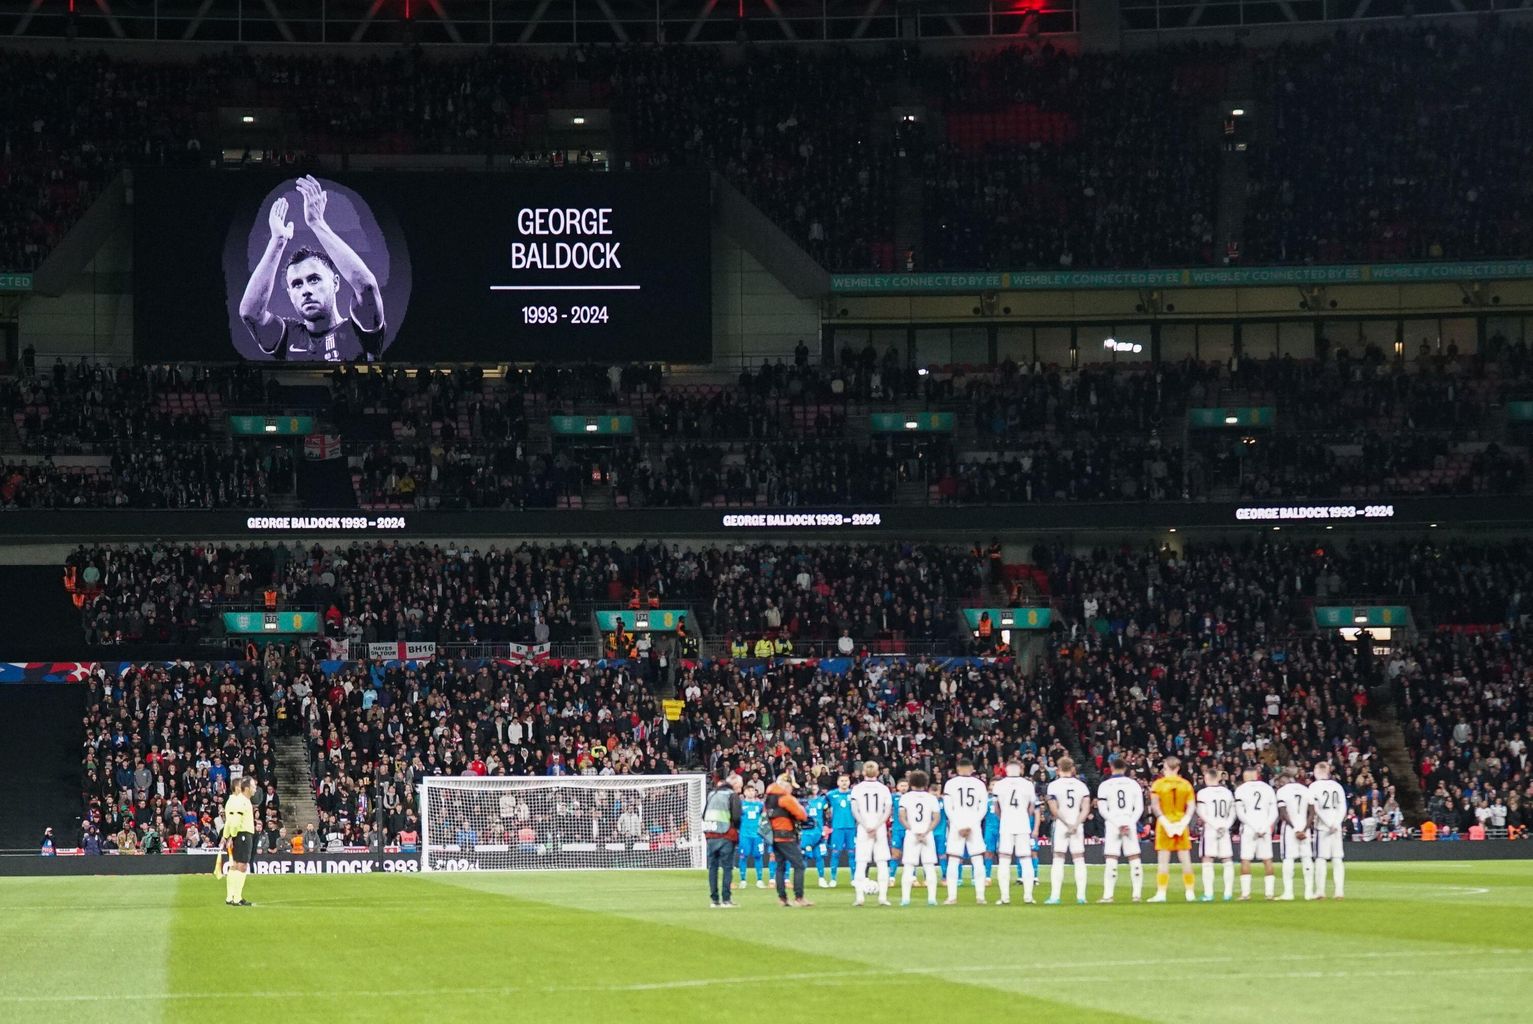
<box><xmin>134</xmin><ymin>171</ymin><xmax>711</xmax><ymax>363</ymax></box>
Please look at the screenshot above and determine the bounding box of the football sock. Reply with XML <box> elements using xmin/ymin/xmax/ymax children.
<box><xmin>1202</xmin><ymin>862</ymin><xmax>1214</xmax><ymax>898</ymax></box>
<box><xmin>1223</xmin><ymin>862</ymin><xmax>1235</xmax><ymax>900</ymax></box>
<box><xmin>1156</xmin><ymin>871</ymin><xmax>1169</xmax><ymax>897</ymax></box>
<box><xmin>1050</xmin><ymin>858</ymin><xmax>1066</xmax><ymax>901</ymax></box>
<box><xmin>971</xmin><ymin>856</ymin><xmax>988</xmax><ymax>900</ymax></box>
<box><xmin>1333</xmin><ymin>861</ymin><xmax>1345</xmax><ymax>898</ymax></box>
<box><xmin>1074</xmin><ymin>859</ymin><xmax>1088</xmax><ymax>901</ymax></box>
<box><xmin>946</xmin><ymin>860</ymin><xmax>960</xmax><ymax>901</ymax></box>
<box><xmin>1103</xmin><ymin>862</ymin><xmax>1118</xmax><ymax>900</ymax></box>
<box><xmin>1130</xmin><ymin>860</ymin><xmax>1144</xmax><ymax>900</ymax></box>
<box><xmin>998</xmin><ymin>855</ymin><xmax>1013</xmax><ymax>902</ymax></box>
<box><xmin>1264</xmin><ymin>873</ymin><xmax>1276</xmax><ymax>899</ymax></box>
<box><xmin>1182</xmin><ymin>871</ymin><xmax>1196</xmax><ymax>900</ymax></box>
<box><xmin>1021</xmin><ymin>856</ymin><xmax>1035</xmax><ymax>901</ymax></box>
<box><xmin>1240</xmin><ymin>873</ymin><xmax>1252</xmax><ymax>898</ymax></box>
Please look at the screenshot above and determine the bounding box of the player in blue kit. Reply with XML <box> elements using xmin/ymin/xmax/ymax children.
<box><xmin>889</xmin><ymin>778</ymin><xmax>907</xmax><ymax>880</ymax></box>
<box><xmin>827</xmin><ymin>774</ymin><xmax>855</xmax><ymax>887</ymax></box>
<box><xmin>738</xmin><ymin>786</ymin><xmax>767</xmax><ymax>887</ymax></box>
<box><xmin>979</xmin><ymin>790</ymin><xmax>1001</xmax><ymax>887</ymax></box>
<box><xmin>801</xmin><ymin>784</ymin><xmax>829</xmax><ymax>887</ymax></box>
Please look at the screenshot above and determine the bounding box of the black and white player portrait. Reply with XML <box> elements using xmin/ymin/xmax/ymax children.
<box><xmin>231</xmin><ymin>176</ymin><xmax>408</xmax><ymax>361</ymax></box>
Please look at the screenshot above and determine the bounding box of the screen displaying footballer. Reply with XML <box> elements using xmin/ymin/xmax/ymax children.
<box><xmin>134</xmin><ymin>171</ymin><xmax>712</xmax><ymax>363</ymax></box>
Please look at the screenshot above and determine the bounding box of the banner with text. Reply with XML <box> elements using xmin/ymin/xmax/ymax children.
<box><xmin>366</xmin><ymin>641</ymin><xmax>437</xmax><ymax>662</ymax></box>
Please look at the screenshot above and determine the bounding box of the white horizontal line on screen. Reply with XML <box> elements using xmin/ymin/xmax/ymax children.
<box><xmin>489</xmin><ymin>284</ymin><xmax>642</xmax><ymax>291</ymax></box>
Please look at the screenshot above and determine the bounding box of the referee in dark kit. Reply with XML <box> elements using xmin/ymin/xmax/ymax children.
<box><xmin>222</xmin><ymin>776</ymin><xmax>258</xmax><ymax>907</ymax></box>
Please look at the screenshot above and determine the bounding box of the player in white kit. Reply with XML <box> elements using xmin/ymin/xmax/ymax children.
<box><xmin>942</xmin><ymin>757</ymin><xmax>990</xmax><ymax>904</ymax></box>
<box><xmin>850</xmin><ymin>761</ymin><xmax>893</xmax><ymax>906</ymax></box>
<box><xmin>1195</xmin><ymin>766</ymin><xmax>1237</xmax><ymax>902</ymax></box>
<box><xmin>898</xmin><ymin>770</ymin><xmax>941</xmax><ymax>906</ymax></box>
<box><xmin>1095</xmin><ymin>755</ymin><xmax>1144</xmax><ymax>903</ymax></box>
<box><xmin>1307</xmin><ymin>761</ymin><xmax>1347</xmax><ymax>899</ymax></box>
<box><xmin>1275</xmin><ymin>766</ymin><xmax>1316</xmax><ymax>901</ymax></box>
<box><xmin>1045</xmin><ymin>756</ymin><xmax>1093</xmax><ymax>905</ymax></box>
<box><xmin>991</xmin><ymin>759</ymin><xmax>1040</xmax><ymax>904</ymax></box>
<box><xmin>1233</xmin><ymin>765</ymin><xmax>1278</xmax><ymax>901</ymax></box>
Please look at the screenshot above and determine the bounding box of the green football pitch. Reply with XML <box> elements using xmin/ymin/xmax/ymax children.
<box><xmin>1</xmin><ymin>860</ymin><xmax>1529</xmax><ymax>1023</ymax></box>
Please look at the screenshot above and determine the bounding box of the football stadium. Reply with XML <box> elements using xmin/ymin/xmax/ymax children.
<box><xmin>1</xmin><ymin>2</ymin><xmax>1531</xmax><ymax>1021</ymax></box>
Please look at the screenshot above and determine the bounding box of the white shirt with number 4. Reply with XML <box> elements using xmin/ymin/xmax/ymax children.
<box><xmin>993</xmin><ymin>776</ymin><xmax>1039</xmax><ymax>834</ymax></box>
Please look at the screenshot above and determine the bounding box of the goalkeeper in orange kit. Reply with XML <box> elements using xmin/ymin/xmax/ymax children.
<box><xmin>1147</xmin><ymin>756</ymin><xmax>1198</xmax><ymax>903</ymax></box>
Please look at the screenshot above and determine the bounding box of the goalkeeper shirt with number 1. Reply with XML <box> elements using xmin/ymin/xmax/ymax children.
<box><xmin>222</xmin><ymin>793</ymin><xmax>255</xmax><ymax>838</ymax></box>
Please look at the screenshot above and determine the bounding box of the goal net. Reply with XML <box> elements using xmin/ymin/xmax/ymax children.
<box><xmin>419</xmin><ymin>774</ymin><xmax>708</xmax><ymax>872</ymax></box>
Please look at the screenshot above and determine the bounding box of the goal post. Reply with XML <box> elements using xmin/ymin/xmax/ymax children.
<box><xmin>419</xmin><ymin>774</ymin><xmax>708</xmax><ymax>872</ymax></box>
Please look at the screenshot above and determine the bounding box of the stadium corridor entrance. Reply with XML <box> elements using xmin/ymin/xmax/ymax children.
<box><xmin>0</xmin><ymin>685</ymin><xmax>85</xmax><ymax>851</ymax></box>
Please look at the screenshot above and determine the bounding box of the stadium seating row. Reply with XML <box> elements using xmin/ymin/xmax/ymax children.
<box><xmin>6</xmin><ymin>28</ymin><xmax>1533</xmax><ymax>274</ymax></box>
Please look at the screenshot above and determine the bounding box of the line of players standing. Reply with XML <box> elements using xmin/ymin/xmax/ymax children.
<box><xmin>736</xmin><ymin>756</ymin><xmax>1348</xmax><ymax>905</ymax></box>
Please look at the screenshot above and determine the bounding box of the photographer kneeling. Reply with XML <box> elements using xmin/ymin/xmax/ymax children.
<box><xmin>765</xmin><ymin>772</ymin><xmax>814</xmax><ymax>908</ymax></box>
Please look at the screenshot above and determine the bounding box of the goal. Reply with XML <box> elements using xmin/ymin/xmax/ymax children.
<box><xmin>418</xmin><ymin>774</ymin><xmax>708</xmax><ymax>872</ymax></box>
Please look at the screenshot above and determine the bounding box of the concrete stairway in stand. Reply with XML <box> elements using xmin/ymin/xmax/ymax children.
<box><xmin>275</xmin><ymin>736</ymin><xmax>322</xmax><ymax>834</ymax></box>
<box><xmin>1367</xmin><ymin>688</ymin><xmax>1427</xmax><ymax>825</ymax></box>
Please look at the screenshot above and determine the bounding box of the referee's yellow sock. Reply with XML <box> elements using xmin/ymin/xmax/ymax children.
<box><xmin>232</xmin><ymin>870</ymin><xmax>247</xmax><ymax>902</ymax></box>
<box><xmin>224</xmin><ymin>868</ymin><xmax>237</xmax><ymax>903</ymax></box>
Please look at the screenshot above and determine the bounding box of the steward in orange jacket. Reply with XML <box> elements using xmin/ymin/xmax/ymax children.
<box><xmin>765</xmin><ymin>775</ymin><xmax>812</xmax><ymax>906</ymax></box>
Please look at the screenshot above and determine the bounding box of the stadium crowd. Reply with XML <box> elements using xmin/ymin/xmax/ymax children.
<box><xmin>79</xmin><ymin>661</ymin><xmax>282</xmax><ymax>855</ymax></box>
<box><xmin>6</xmin><ymin>349</ymin><xmax>1527</xmax><ymax>510</ymax></box>
<box><xmin>1244</xmin><ymin>24</ymin><xmax>1533</xmax><ymax>264</ymax></box>
<box><xmin>3</xmin><ymin>360</ymin><xmax>269</xmax><ymax>452</ymax></box>
<box><xmin>65</xmin><ymin>531</ymin><xmax>1533</xmax><ymax>850</ymax></box>
<box><xmin>9</xmin><ymin>28</ymin><xmax>1533</xmax><ymax>274</ymax></box>
<box><xmin>63</xmin><ymin>539</ymin><xmax>992</xmax><ymax>651</ymax></box>
<box><xmin>3</xmin><ymin>442</ymin><xmax>290</xmax><ymax>509</ymax></box>
<box><xmin>922</xmin><ymin>46</ymin><xmax>1218</xmax><ymax>270</ymax></box>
